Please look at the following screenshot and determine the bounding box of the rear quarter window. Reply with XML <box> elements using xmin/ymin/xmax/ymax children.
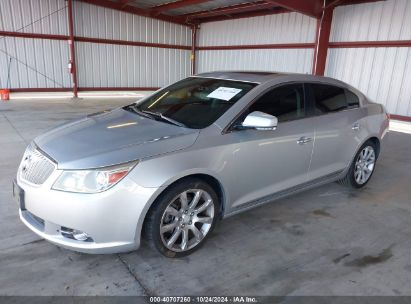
<box><xmin>345</xmin><ymin>89</ymin><xmax>360</xmax><ymax>109</ymax></box>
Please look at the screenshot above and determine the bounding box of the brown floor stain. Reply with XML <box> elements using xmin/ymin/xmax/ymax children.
<box><xmin>345</xmin><ymin>247</ymin><xmax>393</xmax><ymax>267</ymax></box>
<box><xmin>312</xmin><ymin>209</ymin><xmax>335</xmax><ymax>218</ymax></box>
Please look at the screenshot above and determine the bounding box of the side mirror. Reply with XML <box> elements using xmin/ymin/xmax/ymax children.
<box><xmin>241</xmin><ymin>111</ymin><xmax>278</xmax><ymax>130</ymax></box>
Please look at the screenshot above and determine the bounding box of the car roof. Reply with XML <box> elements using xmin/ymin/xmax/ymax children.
<box><xmin>194</xmin><ymin>70</ymin><xmax>367</xmax><ymax>103</ymax></box>
<box><xmin>195</xmin><ymin>70</ymin><xmax>338</xmax><ymax>85</ymax></box>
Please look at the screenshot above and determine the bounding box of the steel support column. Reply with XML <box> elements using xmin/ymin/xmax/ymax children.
<box><xmin>191</xmin><ymin>25</ymin><xmax>198</xmax><ymax>75</ymax></box>
<box><xmin>312</xmin><ymin>6</ymin><xmax>333</xmax><ymax>76</ymax></box>
<box><xmin>67</xmin><ymin>0</ymin><xmax>78</xmax><ymax>98</ymax></box>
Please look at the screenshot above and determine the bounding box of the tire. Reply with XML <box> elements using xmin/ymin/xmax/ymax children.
<box><xmin>143</xmin><ymin>178</ymin><xmax>220</xmax><ymax>258</ymax></box>
<box><xmin>339</xmin><ymin>140</ymin><xmax>378</xmax><ymax>188</ymax></box>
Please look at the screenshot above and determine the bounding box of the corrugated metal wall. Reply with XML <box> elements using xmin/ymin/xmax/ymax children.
<box><xmin>73</xmin><ymin>2</ymin><xmax>190</xmax><ymax>46</ymax></box>
<box><xmin>0</xmin><ymin>0</ymin><xmax>191</xmax><ymax>90</ymax></box>
<box><xmin>73</xmin><ymin>1</ymin><xmax>191</xmax><ymax>88</ymax></box>
<box><xmin>198</xmin><ymin>13</ymin><xmax>317</xmax><ymax>46</ymax></box>
<box><xmin>0</xmin><ymin>0</ymin><xmax>68</xmax><ymax>35</ymax></box>
<box><xmin>0</xmin><ymin>0</ymin><xmax>69</xmax><ymax>89</ymax></box>
<box><xmin>76</xmin><ymin>42</ymin><xmax>190</xmax><ymax>88</ymax></box>
<box><xmin>197</xmin><ymin>13</ymin><xmax>317</xmax><ymax>74</ymax></box>
<box><xmin>326</xmin><ymin>0</ymin><xmax>411</xmax><ymax>116</ymax></box>
<box><xmin>197</xmin><ymin>49</ymin><xmax>314</xmax><ymax>74</ymax></box>
<box><xmin>0</xmin><ymin>37</ymin><xmax>71</xmax><ymax>89</ymax></box>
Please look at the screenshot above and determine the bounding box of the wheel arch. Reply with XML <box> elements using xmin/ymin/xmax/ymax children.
<box><xmin>367</xmin><ymin>136</ymin><xmax>381</xmax><ymax>158</ymax></box>
<box><xmin>136</xmin><ymin>172</ymin><xmax>227</xmax><ymax>244</ymax></box>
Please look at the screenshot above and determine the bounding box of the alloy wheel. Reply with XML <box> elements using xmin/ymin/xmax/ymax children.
<box><xmin>354</xmin><ymin>145</ymin><xmax>376</xmax><ymax>185</ymax></box>
<box><xmin>160</xmin><ymin>189</ymin><xmax>215</xmax><ymax>252</ymax></box>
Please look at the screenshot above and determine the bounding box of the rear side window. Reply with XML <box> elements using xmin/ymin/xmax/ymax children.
<box><xmin>248</xmin><ymin>84</ymin><xmax>305</xmax><ymax>122</ymax></box>
<box><xmin>311</xmin><ymin>84</ymin><xmax>347</xmax><ymax>113</ymax></box>
<box><xmin>310</xmin><ymin>84</ymin><xmax>360</xmax><ymax>114</ymax></box>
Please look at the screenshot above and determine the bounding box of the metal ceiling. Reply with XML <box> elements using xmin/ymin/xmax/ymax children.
<box><xmin>78</xmin><ymin>0</ymin><xmax>384</xmax><ymax>26</ymax></box>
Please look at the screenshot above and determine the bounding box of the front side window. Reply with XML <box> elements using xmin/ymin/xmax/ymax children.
<box><xmin>310</xmin><ymin>84</ymin><xmax>347</xmax><ymax>113</ymax></box>
<box><xmin>247</xmin><ymin>84</ymin><xmax>305</xmax><ymax>122</ymax></box>
<box><xmin>133</xmin><ymin>77</ymin><xmax>256</xmax><ymax>129</ymax></box>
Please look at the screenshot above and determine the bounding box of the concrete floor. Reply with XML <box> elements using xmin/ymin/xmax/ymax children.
<box><xmin>1</xmin><ymin>96</ymin><xmax>411</xmax><ymax>296</ymax></box>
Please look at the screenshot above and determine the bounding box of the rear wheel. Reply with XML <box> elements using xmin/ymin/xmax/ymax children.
<box><xmin>339</xmin><ymin>140</ymin><xmax>377</xmax><ymax>188</ymax></box>
<box><xmin>144</xmin><ymin>178</ymin><xmax>219</xmax><ymax>257</ymax></box>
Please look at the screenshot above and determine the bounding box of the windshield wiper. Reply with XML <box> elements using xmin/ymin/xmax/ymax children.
<box><xmin>141</xmin><ymin>110</ymin><xmax>187</xmax><ymax>128</ymax></box>
<box><xmin>125</xmin><ymin>105</ymin><xmax>158</xmax><ymax>120</ymax></box>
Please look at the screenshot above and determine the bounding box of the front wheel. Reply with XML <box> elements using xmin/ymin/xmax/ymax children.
<box><xmin>339</xmin><ymin>140</ymin><xmax>378</xmax><ymax>188</ymax></box>
<box><xmin>144</xmin><ymin>178</ymin><xmax>219</xmax><ymax>258</ymax></box>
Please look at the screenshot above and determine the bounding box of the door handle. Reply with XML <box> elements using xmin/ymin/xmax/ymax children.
<box><xmin>297</xmin><ymin>137</ymin><xmax>313</xmax><ymax>145</ymax></box>
<box><xmin>352</xmin><ymin>122</ymin><xmax>360</xmax><ymax>131</ymax></box>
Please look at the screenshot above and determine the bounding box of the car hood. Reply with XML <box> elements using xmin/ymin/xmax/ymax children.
<box><xmin>34</xmin><ymin>108</ymin><xmax>200</xmax><ymax>169</ymax></box>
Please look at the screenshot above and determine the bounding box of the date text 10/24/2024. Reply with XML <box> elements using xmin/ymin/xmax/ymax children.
<box><xmin>149</xmin><ymin>296</ymin><xmax>258</xmax><ymax>303</ymax></box>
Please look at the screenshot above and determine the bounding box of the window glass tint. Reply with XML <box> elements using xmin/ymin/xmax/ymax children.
<box><xmin>345</xmin><ymin>89</ymin><xmax>360</xmax><ymax>108</ymax></box>
<box><xmin>135</xmin><ymin>77</ymin><xmax>256</xmax><ymax>129</ymax></box>
<box><xmin>248</xmin><ymin>84</ymin><xmax>305</xmax><ymax>122</ymax></box>
<box><xmin>311</xmin><ymin>84</ymin><xmax>347</xmax><ymax>113</ymax></box>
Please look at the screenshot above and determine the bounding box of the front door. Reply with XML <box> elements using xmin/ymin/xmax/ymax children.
<box><xmin>225</xmin><ymin>83</ymin><xmax>315</xmax><ymax>211</ymax></box>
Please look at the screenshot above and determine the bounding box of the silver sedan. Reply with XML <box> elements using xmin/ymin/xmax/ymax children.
<box><xmin>13</xmin><ymin>71</ymin><xmax>389</xmax><ymax>257</ymax></box>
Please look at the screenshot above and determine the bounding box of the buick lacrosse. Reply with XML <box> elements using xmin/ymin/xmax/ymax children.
<box><xmin>13</xmin><ymin>71</ymin><xmax>389</xmax><ymax>257</ymax></box>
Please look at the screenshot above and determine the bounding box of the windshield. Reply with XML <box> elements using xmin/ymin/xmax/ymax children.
<box><xmin>132</xmin><ymin>77</ymin><xmax>257</xmax><ymax>129</ymax></box>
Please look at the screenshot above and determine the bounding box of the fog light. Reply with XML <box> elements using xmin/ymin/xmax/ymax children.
<box><xmin>72</xmin><ymin>230</ymin><xmax>89</xmax><ymax>241</ymax></box>
<box><xmin>60</xmin><ymin>227</ymin><xmax>93</xmax><ymax>242</ymax></box>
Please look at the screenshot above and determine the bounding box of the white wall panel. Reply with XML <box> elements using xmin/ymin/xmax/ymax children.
<box><xmin>198</xmin><ymin>49</ymin><xmax>314</xmax><ymax>74</ymax></box>
<box><xmin>325</xmin><ymin>47</ymin><xmax>411</xmax><ymax>116</ymax></box>
<box><xmin>73</xmin><ymin>1</ymin><xmax>191</xmax><ymax>46</ymax></box>
<box><xmin>0</xmin><ymin>0</ymin><xmax>68</xmax><ymax>35</ymax></box>
<box><xmin>0</xmin><ymin>37</ymin><xmax>71</xmax><ymax>89</ymax></box>
<box><xmin>76</xmin><ymin>42</ymin><xmax>190</xmax><ymax>88</ymax></box>
<box><xmin>199</xmin><ymin>12</ymin><xmax>317</xmax><ymax>46</ymax></box>
<box><xmin>327</xmin><ymin>0</ymin><xmax>411</xmax><ymax>116</ymax></box>
<box><xmin>330</xmin><ymin>0</ymin><xmax>411</xmax><ymax>42</ymax></box>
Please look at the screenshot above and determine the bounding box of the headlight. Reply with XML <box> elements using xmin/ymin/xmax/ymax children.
<box><xmin>52</xmin><ymin>161</ymin><xmax>138</xmax><ymax>193</ymax></box>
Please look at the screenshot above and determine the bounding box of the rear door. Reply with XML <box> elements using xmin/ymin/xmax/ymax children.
<box><xmin>306</xmin><ymin>83</ymin><xmax>363</xmax><ymax>181</ymax></box>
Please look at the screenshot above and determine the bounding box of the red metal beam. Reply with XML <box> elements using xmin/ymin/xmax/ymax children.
<box><xmin>68</xmin><ymin>0</ymin><xmax>78</xmax><ymax>98</ymax></box>
<box><xmin>198</xmin><ymin>43</ymin><xmax>315</xmax><ymax>50</ymax></box>
<box><xmin>264</xmin><ymin>0</ymin><xmax>323</xmax><ymax>18</ymax></box>
<box><xmin>0</xmin><ymin>31</ymin><xmax>190</xmax><ymax>50</ymax></box>
<box><xmin>78</xmin><ymin>87</ymin><xmax>159</xmax><ymax>91</ymax></box>
<box><xmin>338</xmin><ymin>0</ymin><xmax>385</xmax><ymax>6</ymax></box>
<box><xmin>312</xmin><ymin>7</ymin><xmax>333</xmax><ymax>75</ymax></box>
<box><xmin>329</xmin><ymin>40</ymin><xmax>411</xmax><ymax>48</ymax></box>
<box><xmin>9</xmin><ymin>87</ymin><xmax>158</xmax><ymax>93</ymax></box>
<box><xmin>389</xmin><ymin>114</ymin><xmax>411</xmax><ymax>122</ymax></box>
<box><xmin>0</xmin><ymin>30</ymin><xmax>68</xmax><ymax>40</ymax></box>
<box><xmin>75</xmin><ymin>36</ymin><xmax>191</xmax><ymax>50</ymax></box>
<box><xmin>77</xmin><ymin>0</ymin><xmax>186</xmax><ymax>25</ymax></box>
<box><xmin>9</xmin><ymin>88</ymin><xmax>72</xmax><ymax>92</ymax></box>
<box><xmin>150</xmin><ymin>0</ymin><xmax>212</xmax><ymax>15</ymax></box>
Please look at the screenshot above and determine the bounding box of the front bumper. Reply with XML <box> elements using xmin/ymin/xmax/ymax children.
<box><xmin>16</xmin><ymin>170</ymin><xmax>159</xmax><ymax>254</ymax></box>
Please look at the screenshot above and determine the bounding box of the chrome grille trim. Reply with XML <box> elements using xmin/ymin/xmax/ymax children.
<box><xmin>19</xmin><ymin>144</ymin><xmax>56</xmax><ymax>185</ymax></box>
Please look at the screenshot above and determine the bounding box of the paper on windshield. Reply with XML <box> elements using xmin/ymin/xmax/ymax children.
<box><xmin>207</xmin><ymin>87</ymin><xmax>242</xmax><ymax>101</ymax></box>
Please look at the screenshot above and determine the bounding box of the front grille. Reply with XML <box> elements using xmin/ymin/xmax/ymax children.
<box><xmin>19</xmin><ymin>144</ymin><xmax>56</xmax><ymax>185</ymax></box>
